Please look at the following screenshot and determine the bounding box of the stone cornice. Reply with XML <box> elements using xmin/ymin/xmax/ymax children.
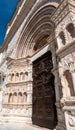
<box><xmin>56</xmin><ymin>40</ymin><xmax>75</xmax><ymax>58</ymax></box>
<box><xmin>51</xmin><ymin>0</ymin><xmax>75</xmax><ymax>26</ymax></box>
<box><xmin>61</xmin><ymin>98</ymin><xmax>75</xmax><ymax>108</ymax></box>
<box><xmin>7</xmin><ymin>56</ymin><xmax>31</xmax><ymax>69</ymax></box>
<box><xmin>6</xmin><ymin>0</ymin><xmax>23</xmax><ymax>29</ymax></box>
<box><xmin>6</xmin><ymin>81</ymin><xmax>32</xmax><ymax>87</ymax></box>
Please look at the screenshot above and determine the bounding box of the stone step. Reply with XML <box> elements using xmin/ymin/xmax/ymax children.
<box><xmin>0</xmin><ymin>123</ymin><xmax>52</xmax><ymax>130</ymax></box>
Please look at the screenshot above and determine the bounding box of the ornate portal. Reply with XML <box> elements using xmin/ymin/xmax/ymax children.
<box><xmin>0</xmin><ymin>0</ymin><xmax>75</xmax><ymax>130</ymax></box>
<box><xmin>32</xmin><ymin>51</ymin><xmax>57</xmax><ymax>129</ymax></box>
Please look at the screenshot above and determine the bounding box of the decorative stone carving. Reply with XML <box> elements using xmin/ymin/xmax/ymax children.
<box><xmin>68</xmin><ymin>117</ymin><xmax>74</xmax><ymax>127</ymax></box>
<box><xmin>0</xmin><ymin>0</ymin><xmax>75</xmax><ymax>130</ymax></box>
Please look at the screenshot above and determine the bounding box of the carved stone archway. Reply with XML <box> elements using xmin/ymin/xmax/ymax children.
<box><xmin>15</xmin><ymin>3</ymin><xmax>56</xmax><ymax>58</ymax></box>
<box><xmin>12</xmin><ymin>1</ymin><xmax>62</xmax><ymax>129</ymax></box>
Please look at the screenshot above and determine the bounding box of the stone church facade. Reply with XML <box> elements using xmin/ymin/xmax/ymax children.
<box><xmin>0</xmin><ymin>0</ymin><xmax>75</xmax><ymax>130</ymax></box>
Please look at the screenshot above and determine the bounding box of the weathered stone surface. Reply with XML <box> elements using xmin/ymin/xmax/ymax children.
<box><xmin>0</xmin><ymin>0</ymin><xmax>75</xmax><ymax>130</ymax></box>
<box><xmin>0</xmin><ymin>123</ymin><xmax>40</xmax><ymax>130</ymax></box>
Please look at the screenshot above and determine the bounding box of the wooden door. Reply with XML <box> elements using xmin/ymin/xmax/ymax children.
<box><xmin>32</xmin><ymin>51</ymin><xmax>57</xmax><ymax>129</ymax></box>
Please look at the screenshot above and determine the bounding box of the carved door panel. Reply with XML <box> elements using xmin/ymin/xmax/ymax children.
<box><xmin>32</xmin><ymin>51</ymin><xmax>57</xmax><ymax>129</ymax></box>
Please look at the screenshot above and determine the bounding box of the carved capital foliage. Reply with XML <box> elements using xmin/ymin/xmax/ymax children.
<box><xmin>58</xmin><ymin>50</ymin><xmax>75</xmax><ymax>75</ymax></box>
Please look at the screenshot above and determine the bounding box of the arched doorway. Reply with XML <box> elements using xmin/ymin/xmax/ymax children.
<box><xmin>32</xmin><ymin>51</ymin><xmax>57</xmax><ymax>129</ymax></box>
<box><xmin>14</xmin><ymin>1</ymin><xmax>58</xmax><ymax>127</ymax></box>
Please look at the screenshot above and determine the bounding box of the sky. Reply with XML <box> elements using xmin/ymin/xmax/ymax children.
<box><xmin>0</xmin><ymin>0</ymin><xmax>19</xmax><ymax>46</ymax></box>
